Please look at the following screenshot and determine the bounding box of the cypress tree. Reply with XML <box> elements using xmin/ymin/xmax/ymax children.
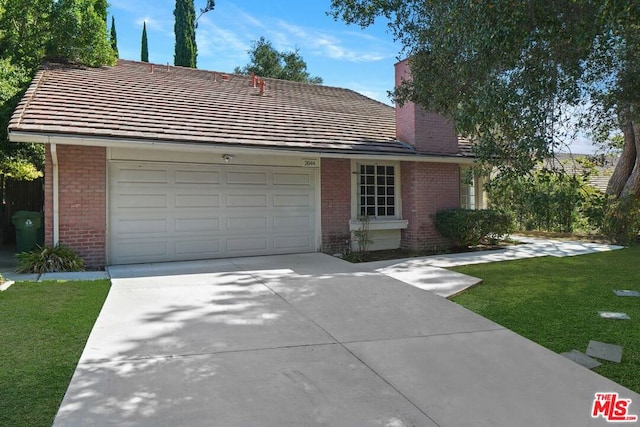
<box><xmin>173</xmin><ymin>0</ymin><xmax>196</xmax><ymax>68</ymax></box>
<box><xmin>141</xmin><ymin>21</ymin><xmax>149</xmax><ymax>62</ymax></box>
<box><xmin>110</xmin><ymin>16</ymin><xmax>119</xmax><ymax>58</ymax></box>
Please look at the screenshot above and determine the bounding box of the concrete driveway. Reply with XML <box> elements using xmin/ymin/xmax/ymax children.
<box><xmin>55</xmin><ymin>253</ymin><xmax>638</xmax><ymax>426</ymax></box>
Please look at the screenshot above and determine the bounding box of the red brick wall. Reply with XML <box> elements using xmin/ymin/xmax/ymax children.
<box><xmin>320</xmin><ymin>158</ymin><xmax>351</xmax><ymax>254</ymax></box>
<box><xmin>401</xmin><ymin>161</ymin><xmax>460</xmax><ymax>250</ymax></box>
<box><xmin>395</xmin><ymin>59</ymin><xmax>458</xmax><ymax>154</ymax></box>
<box><xmin>44</xmin><ymin>145</ymin><xmax>106</xmax><ymax>269</ymax></box>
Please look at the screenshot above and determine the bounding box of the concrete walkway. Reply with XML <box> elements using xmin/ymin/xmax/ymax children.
<box><xmin>53</xmin><ymin>240</ymin><xmax>636</xmax><ymax>427</ymax></box>
<box><xmin>360</xmin><ymin>236</ymin><xmax>624</xmax><ymax>297</ymax></box>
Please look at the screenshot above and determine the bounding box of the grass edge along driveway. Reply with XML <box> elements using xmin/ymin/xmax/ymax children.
<box><xmin>451</xmin><ymin>248</ymin><xmax>640</xmax><ymax>394</ymax></box>
<box><xmin>0</xmin><ymin>280</ymin><xmax>110</xmax><ymax>427</ymax></box>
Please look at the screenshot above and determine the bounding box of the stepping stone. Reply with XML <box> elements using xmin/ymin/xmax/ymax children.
<box><xmin>561</xmin><ymin>349</ymin><xmax>602</xmax><ymax>369</ymax></box>
<box><xmin>586</xmin><ymin>340</ymin><xmax>623</xmax><ymax>363</ymax></box>
<box><xmin>598</xmin><ymin>311</ymin><xmax>631</xmax><ymax>320</ymax></box>
<box><xmin>613</xmin><ymin>290</ymin><xmax>640</xmax><ymax>297</ymax></box>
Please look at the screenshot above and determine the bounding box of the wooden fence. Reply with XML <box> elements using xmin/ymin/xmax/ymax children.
<box><xmin>0</xmin><ymin>177</ymin><xmax>44</xmax><ymax>245</ymax></box>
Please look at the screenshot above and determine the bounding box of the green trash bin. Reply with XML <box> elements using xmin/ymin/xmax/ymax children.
<box><xmin>12</xmin><ymin>211</ymin><xmax>44</xmax><ymax>253</ymax></box>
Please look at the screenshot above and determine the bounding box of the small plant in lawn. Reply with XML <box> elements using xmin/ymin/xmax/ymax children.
<box><xmin>16</xmin><ymin>244</ymin><xmax>85</xmax><ymax>273</ymax></box>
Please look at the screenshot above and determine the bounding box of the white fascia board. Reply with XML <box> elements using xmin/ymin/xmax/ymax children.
<box><xmin>8</xmin><ymin>131</ymin><xmax>476</xmax><ymax>165</ymax></box>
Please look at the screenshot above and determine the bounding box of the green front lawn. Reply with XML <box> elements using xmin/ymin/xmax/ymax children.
<box><xmin>451</xmin><ymin>248</ymin><xmax>640</xmax><ymax>393</ymax></box>
<box><xmin>0</xmin><ymin>280</ymin><xmax>110</xmax><ymax>427</ymax></box>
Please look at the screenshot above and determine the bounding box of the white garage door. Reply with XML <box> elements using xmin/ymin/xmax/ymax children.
<box><xmin>109</xmin><ymin>161</ymin><xmax>316</xmax><ymax>264</ymax></box>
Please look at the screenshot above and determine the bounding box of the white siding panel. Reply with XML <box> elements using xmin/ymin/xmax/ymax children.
<box><xmin>109</xmin><ymin>161</ymin><xmax>316</xmax><ymax>264</ymax></box>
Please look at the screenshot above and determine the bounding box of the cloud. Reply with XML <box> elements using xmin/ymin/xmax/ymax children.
<box><xmin>274</xmin><ymin>20</ymin><xmax>391</xmax><ymax>63</ymax></box>
<box><xmin>135</xmin><ymin>16</ymin><xmax>172</xmax><ymax>36</ymax></box>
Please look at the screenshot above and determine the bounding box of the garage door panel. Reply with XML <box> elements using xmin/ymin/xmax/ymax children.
<box><xmin>273</xmin><ymin>235</ymin><xmax>313</xmax><ymax>250</ymax></box>
<box><xmin>273</xmin><ymin>194</ymin><xmax>312</xmax><ymax>207</ymax></box>
<box><xmin>175</xmin><ymin>217</ymin><xmax>220</xmax><ymax>232</ymax></box>
<box><xmin>115</xmin><ymin>218</ymin><xmax>168</xmax><ymax>234</ymax></box>
<box><xmin>226</xmin><ymin>194</ymin><xmax>268</xmax><ymax>208</ymax></box>
<box><xmin>175</xmin><ymin>170</ymin><xmax>220</xmax><ymax>184</ymax></box>
<box><xmin>175</xmin><ymin>194</ymin><xmax>220</xmax><ymax>208</ymax></box>
<box><xmin>175</xmin><ymin>239</ymin><xmax>221</xmax><ymax>256</ymax></box>
<box><xmin>227</xmin><ymin>216</ymin><xmax>268</xmax><ymax>231</ymax></box>
<box><xmin>273</xmin><ymin>172</ymin><xmax>311</xmax><ymax>185</ymax></box>
<box><xmin>227</xmin><ymin>171</ymin><xmax>268</xmax><ymax>185</ymax></box>
<box><xmin>116</xmin><ymin>240</ymin><xmax>170</xmax><ymax>260</ymax></box>
<box><xmin>273</xmin><ymin>215</ymin><xmax>312</xmax><ymax>230</ymax></box>
<box><xmin>227</xmin><ymin>237</ymin><xmax>268</xmax><ymax>252</ymax></box>
<box><xmin>119</xmin><ymin>168</ymin><xmax>168</xmax><ymax>183</ymax></box>
<box><xmin>117</xmin><ymin>194</ymin><xmax>168</xmax><ymax>208</ymax></box>
<box><xmin>109</xmin><ymin>161</ymin><xmax>316</xmax><ymax>264</ymax></box>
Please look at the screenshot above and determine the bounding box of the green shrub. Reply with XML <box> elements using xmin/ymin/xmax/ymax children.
<box><xmin>601</xmin><ymin>195</ymin><xmax>640</xmax><ymax>246</ymax></box>
<box><xmin>434</xmin><ymin>209</ymin><xmax>512</xmax><ymax>247</ymax></box>
<box><xmin>16</xmin><ymin>244</ymin><xmax>85</xmax><ymax>274</ymax></box>
<box><xmin>487</xmin><ymin>168</ymin><xmax>594</xmax><ymax>233</ymax></box>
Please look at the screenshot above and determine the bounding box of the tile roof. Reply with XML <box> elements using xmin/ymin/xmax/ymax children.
<box><xmin>541</xmin><ymin>153</ymin><xmax>618</xmax><ymax>192</ymax></box>
<box><xmin>9</xmin><ymin>60</ymin><xmax>472</xmax><ymax>157</ymax></box>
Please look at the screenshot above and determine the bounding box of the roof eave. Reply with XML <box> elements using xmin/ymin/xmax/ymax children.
<box><xmin>8</xmin><ymin>131</ymin><xmax>476</xmax><ymax>164</ymax></box>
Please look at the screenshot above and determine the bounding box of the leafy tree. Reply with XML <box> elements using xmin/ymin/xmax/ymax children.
<box><xmin>0</xmin><ymin>0</ymin><xmax>52</xmax><ymax>70</ymax></box>
<box><xmin>174</xmin><ymin>0</ymin><xmax>196</xmax><ymax>67</ymax></box>
<box><xmin>48</xmin><ymin>0</ymin><xmax>116</xmax><ymax>67</ymax></box>
<box><xmin>0</xmin><ymin>58</ymin><xmax>43</xmax><ymax>179</ymax></box>
<box><xmin>234</xmin><ymin>37</ymin><xmax>323</xmax><ymax>84</ymax></box>
<box><xmin>141</xmin><ymin>21</ymin><xmax>149</xmax><ymax>62</ymax></box>
<box><xmin>110</xmin><ymin>15</ymin><xmax>118</xmax><ymax>58</ymax></box>
<box><xmin>330</xmin><ymin>0</ymin><xmax>640</xmax><ymax>198</ymax></box>
<box><xmin>0</xmin><ymin>0</ymin><xmax>117</xmax><ymax>180</ymax></box>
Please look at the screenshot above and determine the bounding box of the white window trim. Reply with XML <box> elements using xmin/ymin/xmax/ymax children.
<box><xmin>350</xmin><ymin>160</ymin><xmax>407</xmax><ymax>230</ymax></box>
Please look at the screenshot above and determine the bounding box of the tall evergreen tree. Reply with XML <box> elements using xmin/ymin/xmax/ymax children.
<box><xmin>109</xmin><ymin>16</ymin><xmax>118</xmax><ymax>58</ymax></box>
<box><xmin>141</xmin><ymin>21</ymin><xmax>149</xmax><ymax>62</ymax></box>
<box><xmin>173</xmin><ymin>0</ymin><xmax>196</xmax><ymax>68</ymax></box>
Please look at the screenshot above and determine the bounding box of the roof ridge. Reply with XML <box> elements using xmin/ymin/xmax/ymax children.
<box><xmin>115</xmin><ymin>58</ymin><xmax>392</xmax><ymax>106</ymax></box>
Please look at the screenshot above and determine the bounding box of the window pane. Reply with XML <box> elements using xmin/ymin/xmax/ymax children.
<box><xmin>358</xmin><ymin>163</ymin><xmax>397</xmax><ymax>218</ymax></box>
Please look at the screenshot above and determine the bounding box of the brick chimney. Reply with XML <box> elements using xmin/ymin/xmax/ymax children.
<box><xmin>395</xmin><ymin>58</ymin><xmax>458</xmax><ymax>155</ymax></box>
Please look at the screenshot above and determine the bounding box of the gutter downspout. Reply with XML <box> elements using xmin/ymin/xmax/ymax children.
<box><xmin>50</xmin><ymin>143</ymin><xmax>59</xmax><ymax>246</ymax></box>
